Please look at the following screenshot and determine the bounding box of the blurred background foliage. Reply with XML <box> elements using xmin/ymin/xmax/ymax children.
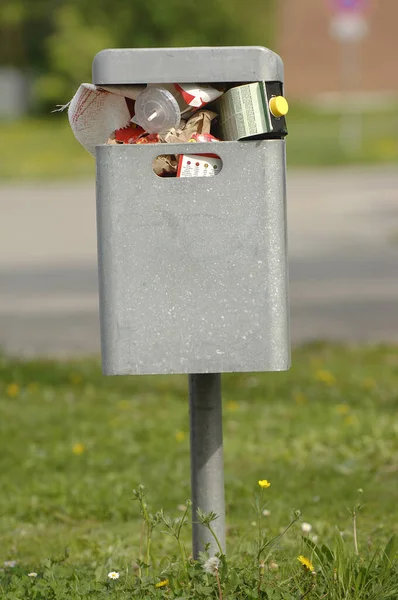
<box><xmin>0</xmin><ymin>0</ymin><xmax>275</xmax><ymax>113</ymax></box>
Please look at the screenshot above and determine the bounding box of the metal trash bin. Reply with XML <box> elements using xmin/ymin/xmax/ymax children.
<box><xmin>93</xmin><ymin>46</ymin><xmax>290</xmax><ymax>376</ymax></box>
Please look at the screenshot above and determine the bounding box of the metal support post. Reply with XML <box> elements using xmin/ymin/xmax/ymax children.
<box><xmin>189</xmin><ymin>373</ymin><xmax>226</xmax><ymax>558</ymax></box>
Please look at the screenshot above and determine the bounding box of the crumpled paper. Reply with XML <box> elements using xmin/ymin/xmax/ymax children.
<box><xmin>152</xmin><ymin>155</ymin><xmax>179</xmax><ymax>177</ymax></box>
<box><xmin>159</xmin><ymin>110</ymin><xmax>217</xmax><ymax>143</ymax></box>
<box><xmin>154</xmin><ymin>111</ymin><xmax>217</xmax><ymax>176</ymax></box>
<box><xmin>67</xmin><ymin>83</ymin><xmax>144</xmax><ymax>156</ymax></box>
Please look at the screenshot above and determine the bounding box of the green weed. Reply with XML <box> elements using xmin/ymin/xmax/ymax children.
<box><xmin>1</xmin><ymin>488</ymin><xmax>397</xmax><ymax>598</ymax></box>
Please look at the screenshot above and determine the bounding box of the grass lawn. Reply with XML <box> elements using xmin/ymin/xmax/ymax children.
<box><xmin>0</xmin><ymin>105</ymin><xmax>398</xmax><ymax>180</ymax></box>
<box><xmin>0</xmin><ymin>115</ymin><xmax>94</xmax><ymax>181</ymax></box>
<box><xmin>287</xmin><ymin>104</ymin><xmax>398</xmax><ymax>167</ymax></box>
<box><xmin>1</xmin><ymin>343</ymin><xmax>398</xmax><ymax>572</ymax></box>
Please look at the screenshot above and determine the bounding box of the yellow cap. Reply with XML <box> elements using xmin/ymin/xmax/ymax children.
<box><xmin>269</xmin><ymin>96</ymin><xmax>289</xmax><ymax>118</ymax></box>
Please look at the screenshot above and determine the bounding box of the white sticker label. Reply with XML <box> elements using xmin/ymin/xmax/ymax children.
<box><xmin>177</xmin><ymin>154</ymin><xmax>222</xmax><ymax>178</ymax></box>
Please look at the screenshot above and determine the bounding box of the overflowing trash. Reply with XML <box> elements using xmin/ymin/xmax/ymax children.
<box><xmin>67</xmin><ymin>80</ymin><xmax>288</xmax><ymax>177</ymax></box>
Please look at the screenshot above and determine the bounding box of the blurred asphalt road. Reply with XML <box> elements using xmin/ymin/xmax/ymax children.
<box><xmin>1</xmin><ymin>166</ymin><xmax>397</xmax><ymax>358</ymax></box>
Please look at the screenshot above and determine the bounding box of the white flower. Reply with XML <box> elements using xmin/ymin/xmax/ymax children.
<box><xmin>28</xmin><ymin>572</ymin><xmax>38</xmax><ymax>578</ymax></box>
<box><xmin>262</xmin><ymin>509</ymin><xmax>271</xmax><ymax>517</ymax></box>
<box><xmin>203</xmin><ymin>556</ymin><xmax>220</xmax><ymax>575</ymax></box>
<box><xmin>108</xmin><ymin>571</ymin><xmax>120</xmax><ymax>580</ymax></box>
<box><xmin>301</xmin><ymin>522</ymin><xmax>312</xmax><ymax>533</ymax></box>
<box><xmin>311</xmin><ymin>534</ymin><xmax>319</xmax><ymax>543</ymax></box>
<box><xmin>4</xmin><ymin>561</ymin><xmax>17</xmax><ymax>568</ymax></box>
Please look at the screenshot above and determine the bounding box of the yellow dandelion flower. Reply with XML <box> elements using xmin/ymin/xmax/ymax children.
<box><xmin>298</xmin><ymin>555</ymin><xmax>314</xmax><ymax>571</ymax></box>
<box><xmin>72</xmin><ymin>443</ymin><xmax>85</xmax><ymax>455</ymax></box>
<box><xmin>335</xmin><ymin>404</ymin><xmax>350</xmax><ymax>415</ymax></box>
<box><xmin>258</xmin><ymin>480</ymin><xmax>271</xmax><ymax>489</ymax></box>
<box><xmin>294</xmin><ymin>392</ymin><xmax>307</xmax><ymax>405</ymax></box>
<box><xmin>117</xmin><ymin>400</ymin><xmax>131</xmax><ymax>410</ymax></box>
<box><xmin>155</xmin><ymin>579</ymin><xmax>169</xmax><ymax>588</ymax></box>
<box><xmin>315</xmin><ymin>370</ymin><xmax>336</xmax><ymax>386</ymax></box>
<box><xmin>344</xmin><ymin>414</ymin><xmax>358</xmax><ymax>426</ymax></box>
<box><xmin>362</xmin><ymin>378</ymin><xmax>376</xmax><ymax>391</ymax></box>
<box><xmin>6</xmin><ymin>383</ymin><xmax>20</xmax><ymax>398</ymax></box>
<box><xmin>175</xmin><ymin>431</ymin><xmax>186</xmax><ymax>443</ymax></box>
<box><xmin>69</xmin><ymin>373</ymin><xmax>82</xmax><ymax>385</ymax></box>
<box><xmin>226</xmin><ymin>400</ymin><xmax>239</xmax><ymax>412</ymax></box>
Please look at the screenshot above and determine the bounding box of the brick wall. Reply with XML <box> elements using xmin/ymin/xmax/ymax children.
<box><xmin>277</xmin><ymin>0</ymin><xmax>398</xmax><ymax>99</ymax></box>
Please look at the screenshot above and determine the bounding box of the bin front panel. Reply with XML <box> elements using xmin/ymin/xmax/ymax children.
<box><xmin>96</xmin><ymin>140</ymin><xmax>289</xmax><ymax>375</ymax></box>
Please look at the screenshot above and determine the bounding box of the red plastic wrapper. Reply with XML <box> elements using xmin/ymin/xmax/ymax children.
<box><xmin>114</xmin><ymin>124</ymin><xmax>146</xmax><ymax>143</ymax></box>
<box><xmin>188</xmin><ymin>133</ymin><xmax>220</xmax><ymax>143</ymax></box>
<box><xmin>135</xmin><ymin>133</ymin><xmax>160</xmax><ymax>144</ymax></box>
<box><xmin>113</xmin><ymin>126</ymin><xmax>160</xmax><ymax>144</ymax></box>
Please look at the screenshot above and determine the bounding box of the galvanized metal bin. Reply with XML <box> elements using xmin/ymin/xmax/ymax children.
<box><xmin>93</xmin><ymin>46</ymin><xmax>290</xmax><ymax>375</ymax></box>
